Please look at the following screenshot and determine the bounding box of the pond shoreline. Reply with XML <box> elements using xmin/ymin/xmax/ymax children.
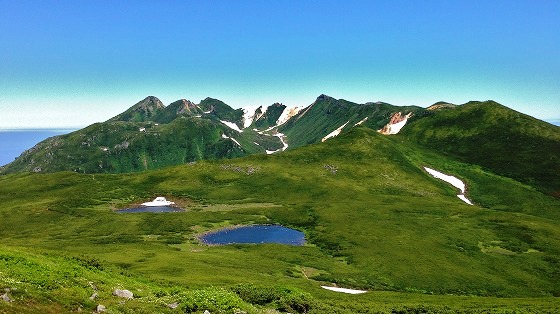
<box><xmin>197</xmin><ymin>224</ymin><xmax>306</xmax><ymax>246</ymax></box>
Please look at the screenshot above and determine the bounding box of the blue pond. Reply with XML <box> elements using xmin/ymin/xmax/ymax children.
<box><xmin>116</xmin><ymin>206</ymin><xmax>183</xmax><ymax>213</ymax></box>
<box><xmin>200</xmin><ymin>225</ymin><xmax>305</xmax><ymax>246</ymax></box>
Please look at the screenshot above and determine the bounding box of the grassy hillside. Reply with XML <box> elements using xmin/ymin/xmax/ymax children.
<box><xmin>0</xmin><ymin>118</ymin><xmax>252</xmax><ymax>174</ymax></box>
<box><xmin>1</xmin><ymin>128</ymin><xmax>559</xmax><ymax>312</ymax></box>
<box><xmin>402</xmin><ymin>101</ymin><xmax>560</xmax><ymax>196</ymax></box>
<box><xmin>280</xmin><ymin>95</ymin><xmax>423</xmax><ymax>147</ymax></box>
<box><xmin>109</xmin><ymin>96</ymin><xmax>165</xmax><ymax>122</ymax></box>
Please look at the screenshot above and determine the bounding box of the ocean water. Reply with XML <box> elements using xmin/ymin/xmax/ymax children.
<box><xmin>0</xmin><ymin>129</ymin><xmax>75</xmax><ymax>167</ymax></box>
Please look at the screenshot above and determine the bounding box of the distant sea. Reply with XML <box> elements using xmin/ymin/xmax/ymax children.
<box><xmin>0</xmin><ymin>129</ymin><xmax>76</xmax><ymax>167</ymax></box>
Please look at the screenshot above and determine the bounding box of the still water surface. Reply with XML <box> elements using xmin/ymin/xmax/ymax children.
<box><xmin>200</xmin><ymin>225</ymin><xmax>305</xmax><ymax>246</ymax></box>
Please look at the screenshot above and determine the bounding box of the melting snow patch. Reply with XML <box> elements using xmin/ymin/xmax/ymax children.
<box><xmin>276</xmin><ymin>106</ymin><xmax>304</xmax><ymax>126</ymax></box>
<box><xmin>266</xmin><ymin>133</ymin><xmax>289</xmax><ymax>154</ymax></box>
<box><xmin>322</xmin><ymin>121</ymin><xmax>350</xmax><ymax>142</ymax></box>
<box><xmin>221</xmin><ymin>134</ymin><xmax>241</xmax><ymax>146</ymax></box>
<box><xmin>241</xmin><ymin>106</ymin><xmax>262</xmax><ymax>129</ymax></box>
<box><xmin>424</xmin><ymin>167</ymin><xmax>473</xmax><ymax>205</ymax></box>
<box><xmin>220</xmin><ymin>120</ymin><xmax>243</xmax><ymax>132</ymax></box>
<box><xmin>321</xmin><ymin>286</ymin><xmax>367</xmax><ymax>294</ymax></box>
<box><xmin>386</xmin><ymin>119</ymin><xmax>407</xmax><ymax>134</ymax></box>
<box><xmin>379</xmin><ymin>112</ymin><xmax>413</xmax><ymax>135</ymax></box>
<box><xmin>457</xmin><ymin>194</ymin><xmax>473</xmax><ymax>205</ymax></box>
<box><xmin>354</xmin><ymin>117</ymin><xmax>368</xmax><ymax>126</ymax></box>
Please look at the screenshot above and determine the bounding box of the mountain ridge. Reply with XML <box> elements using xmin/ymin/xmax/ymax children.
<box><xmin>2</xmin><ymin>95</ymin><xmax>559</xmax><ymax>198</ymax></box>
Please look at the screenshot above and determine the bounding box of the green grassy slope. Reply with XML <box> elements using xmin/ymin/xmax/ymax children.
<box><xmin>401</xmin><ymin>101</ymin><xmax>560</xmax><ymax>196</ymax></box>
<box><xmin>1</xmin><ymin>128</ymin><xmax>559</xmax><ymax>313</ymax></box>
<box><xmin>280</xmin><ymin>95</ymin><xmax>423</xmax><ymax>147</ymax></box>
<box><xmin>0</xmin><ymin>118</ymin><xmax>252</xmax><ymax>174</ymax></box>
<box><xmin>109</xmin><ymin>96</ymin><xmax>165</xmax><ymax>122</ymax></box>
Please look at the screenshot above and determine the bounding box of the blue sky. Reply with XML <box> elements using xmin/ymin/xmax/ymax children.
<box><xmin>1</xmin><ymin>0</ymin><xmax>559</xmax><ymax>128</ymax></box>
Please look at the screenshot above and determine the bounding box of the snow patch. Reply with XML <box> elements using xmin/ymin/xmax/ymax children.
<box><xmin>141</xmin><ymin>197</ymin><xmax>175</xmax><ymax>207</ymax></box>
<box><xmin>387</xmin><ymin>119</ymin><xmax>407</xmax><ymax>134</ymax></box>
<box><xmin>321</xmin><ymin>286</ymin><xmax>367</xmax><ymax>294</ymax></box>
<box><xmin>322</xmin><ymin>121</ymin><xmax>350</xmax><ymax>142</ymax></box>
<box><xmin>296</xmin><ymin>104</ymin><xmax>313</xmax><ymax>120</ymax></box>
<box><xmin>220</xmin><ymin>120</ymin><xmax>243</xmax><ymax>132</ymax></box>
<box><xmin>266</xmin><ymin>133</ymin><xmax>288</xmax><ymax>154</ymax></box>
<box><xmin>276</xmin><ymin>106</ymin><xmax>304</xmax><ymax>126</ymax></box>
<box><xmin>241</xmin><ymin>106</ymin><xmax>266</xmax><ymax>129</ymax></box>
<box><xmin>424</xmin><ymin>167</ymin><xmax>473</xmax><ymax>205</ymax></box>
<box><xmin>457</xmin><ymin>194</ymin><xmax>473</xmax><ymax>205</ymax></box>
<box><xmin>354</xmin><ymin>117</ymin><xmax>368</xmax><ymax>126</ymax></box>
<box><xmin>378</xmin><ymin>112</ymin><xmax>412</xmax><ymax>135</ymax></box>
<box><xmin>221</xmin><ymin>134</ymin><xmax>241</xmax><ymax>146</ymax></box>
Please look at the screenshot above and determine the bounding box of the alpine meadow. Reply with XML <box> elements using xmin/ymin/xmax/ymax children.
<box><xmin>1</xmin><ymin>95</ymin><xmax>559</xmax><ymax>313</ymax></box>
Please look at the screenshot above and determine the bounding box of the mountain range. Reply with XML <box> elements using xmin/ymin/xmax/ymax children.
<box><xmin>2</xmin><ymin>94</ymin><xmax>559</xmax><ymax>197</ymax></box>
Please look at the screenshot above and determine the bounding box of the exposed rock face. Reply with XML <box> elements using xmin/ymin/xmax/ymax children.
<box><xmin>112</xmin><ymin>289</ymin><xmax>134</xmax><ymax>299</ymax></box>
<box><xmin>427</xmin><ymin>102</ymin><xmax>456</xmax><ymax>111</ymax></box>
<box><xmin>378</xmin><ymin>112</ymin><xmax>413</xmax><ymax>135</ymax></box>
<box><xmin>174</xmin><ymin>99</ymin><xmax>199</xmax><ymax>114</ymax></box>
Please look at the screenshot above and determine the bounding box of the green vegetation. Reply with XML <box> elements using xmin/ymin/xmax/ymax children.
<box><xmin>279</xmin><ymin>95</ymin><xmax>424</xmax><ymax>147</ymax></box>
<box><xmin>402</xmin><ymin>101</ymin><xmax>560</xmax><ymax>196</ymax></box>
<box><xmin>0</xmin><ymin>94</ymin><xmax>427</xmax><ymax>174</ymax></box>
<box><xmin>1</xmin><ymin>127</ymin><xmax>559</xmax><ymax>312</ymax></box>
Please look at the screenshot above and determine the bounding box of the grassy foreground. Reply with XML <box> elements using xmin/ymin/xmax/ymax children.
<box><xmin>1</xmin><ymin>128</ymin><xmax>559</xmax><ymax>312</ymax></box>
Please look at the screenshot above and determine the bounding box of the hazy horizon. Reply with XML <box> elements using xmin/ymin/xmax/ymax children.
<box><xmin>2</xmin><ymin>1</ymin><xmax>559</xmax><ymax>128</ymax></box>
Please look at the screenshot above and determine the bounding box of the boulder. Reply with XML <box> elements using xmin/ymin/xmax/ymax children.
<box><xmin>89</xmin><ymin>292</ymin><xmax>98</xmax><ymax>300</ymax></box>
<box><xmin>112</xmin><ymin>289</ymin><xmax>134</xmax><ymax>299</ymax></box>
<box><xmin>96</xmin><ymin>304</ymin><xmax>106</xmax><ymax>312</ymax></box>
<box><xmin>1</xmin><ymin>293</ymin><xmax>11</xmax><ymax>302</ymax></box>
<box><xmin>167</xmin><ymin>302</ymin><xmax>179</xmax><ymax>309</ymax></box>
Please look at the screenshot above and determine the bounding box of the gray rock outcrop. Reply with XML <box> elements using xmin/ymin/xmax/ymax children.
<box><xmin>112</xmin><ymin>289</ymin><xmax>134</xmax><ymax>299</ymax></box>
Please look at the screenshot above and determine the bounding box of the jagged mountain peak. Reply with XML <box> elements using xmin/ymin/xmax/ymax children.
<box><xmin>315</xmin><ymin>94</ymin><xmax>334</xmax><ymax>102</ymax></box>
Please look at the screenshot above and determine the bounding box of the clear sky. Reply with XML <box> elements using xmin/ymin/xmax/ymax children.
<box><xmin>1</xmin><ymin>0</ymin><xmax>559</xmax><ymax>128</ymax></box>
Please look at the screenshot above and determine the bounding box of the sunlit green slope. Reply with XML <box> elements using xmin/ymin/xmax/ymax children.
<box><xmin>0</xmin><ymin>128</ymin><xmax>558</xmax><ymax>312</ymax></box>
<box><xmin>402</xmin><ymin>101</ymin><xmax>560</xmax><ymax>196</ymax></box>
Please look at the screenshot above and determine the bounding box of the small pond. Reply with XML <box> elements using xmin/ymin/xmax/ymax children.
<box><xmin>200</xmin><ymin>225</ymin><xmax>305</xmax><ymax>246</ymax></box>
<box><xmin>116</xmin><ymin>206</ymin><xmax>184</xmax><ymax>213</ymax></box>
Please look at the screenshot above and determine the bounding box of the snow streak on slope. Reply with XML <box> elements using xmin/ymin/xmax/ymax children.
<box><xmin>220</xmin><ymin>120</ymin><xmax>243</xmax><ymax>132</ymax></box>
<box><xmin>266</xmin><ymin>133</ymin><xmax>288</xmax><ymax>154</ymax></box>
<box><xmin>354</xmin><ymin>117</ymin><xmax>368</xmax><ymax>126</ymax></box>
<box><xmin>424</xmin><ymin>167</ymin><xmax>473</xmax><ymax>205</ymax></box>
<box><xmin>322</xmin><ymin>121</ymin><xmax>350</xmax><ymax>142</ymax></box>
<box><xmin>321</xmin><ymin>286</ymin><xmax>367</xmax><ymax>294</ymax></box>
<box><xmin>221</xmin><ymin>134</ymin><xmax>241</xmax><ymax>146</ymax></box>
